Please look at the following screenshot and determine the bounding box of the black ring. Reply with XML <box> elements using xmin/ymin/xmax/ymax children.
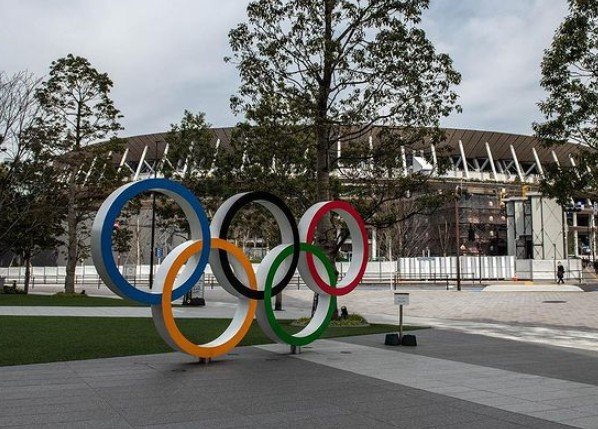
<box><xmin>217</xmin><ymin>191</ymin><xmax>300</xmax><ymax>300</ymax></box>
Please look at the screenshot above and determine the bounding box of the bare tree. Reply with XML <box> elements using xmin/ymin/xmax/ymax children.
<box><xmin>376</xmin><ymin>199</ymin><xmax>435</xmax><ymax>259</ymax></box>
<box><xmin>434</xmin><ymin>218</ymin><xmax>452</xmax><ymax>257</ymax></box>
<box><xmin>0</xmin><ymin>72</ymin><xmax>65</xmax><ymax>292</ymax></box>
<box><xmin>0</xmin><ymin>71</ymin><xmax>43</xmax><ymax>245</ymax></box>
<box><xmin>0</xmin><ymin>72</ymin><xmax>41</xmax><ymax>202</ymax></box>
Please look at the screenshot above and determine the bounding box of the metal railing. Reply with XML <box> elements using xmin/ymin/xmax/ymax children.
<box><xmin>3</xmin><ymin>256</ymin><xmax>584</xmax><ymax>291</ymax></box>
<box><xmin>0</xmin><ymin>266</ymin><xmax>505</xmax><ymax>292</ymax></box>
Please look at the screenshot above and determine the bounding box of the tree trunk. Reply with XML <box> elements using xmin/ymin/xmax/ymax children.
<box><xmin>64</xmin><ymin>180</ymin><xmax>78</xmax><ymax>294</ymax></box>
<box><xmin>311</xmin><ymin>0</ymin><xmax>335</xmax><ymax>317</ymax></box>
<box><xmin>65</xmin><ymin>98</ymin><xmax>84</xmax><ymax>295</ymax></box>
<box><xmin>316</xmin><ymin>0</ymin><xmax>334</xmax><ymax>207</ymax></box>
<box><xmin>23</xmin><ymin>251</ymin><xmax>31</xmax><ymax>295</ymax></box>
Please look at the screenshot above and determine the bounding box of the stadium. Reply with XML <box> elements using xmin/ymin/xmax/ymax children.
<box><xmin>1</xmin><ymin>127</ymin><xmax>593</xmax><ymax>283</ymax></box>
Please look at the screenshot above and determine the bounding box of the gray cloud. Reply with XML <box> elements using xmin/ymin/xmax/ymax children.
<box><xmin>423</xmin><ymin>0</ymin><xmax>568</xmax><ymax>134</ymax></box>
<box><xmin>0</xmin><ymin>0</ymin><xmax>567</xmax><ymax>137</ymax></box>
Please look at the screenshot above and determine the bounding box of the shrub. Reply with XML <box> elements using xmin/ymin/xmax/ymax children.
<box><xmin>53</xmin><ymin>292</ymin><xmax>88</xmax><ymax>298</ymax></box>
<box><xmin>292</xmin><ymin>313</ymin><xmax>369</xmax><ymax>327</ymax></box>
<box><xmin>2</xmin><ymin>285</ymin><xmax>26</xmax><ymax>295</ymax></box>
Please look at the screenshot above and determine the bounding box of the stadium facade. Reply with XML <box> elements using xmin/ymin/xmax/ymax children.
<box><xmin>1</xmin><ymin>127</ymin><xmax>594</xmax><ymax>274</ymax></box>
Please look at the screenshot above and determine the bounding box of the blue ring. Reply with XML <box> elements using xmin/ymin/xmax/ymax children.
<box><xmin>100</xmin><ymin>179</ymin><xmax>211</xmax><ymax>305</ymax></box>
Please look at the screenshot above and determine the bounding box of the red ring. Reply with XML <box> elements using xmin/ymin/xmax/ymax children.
<box><xmin>305</xmin><ymin>201</ymin><xmax>368</xmax><ymax>296</ymax></box>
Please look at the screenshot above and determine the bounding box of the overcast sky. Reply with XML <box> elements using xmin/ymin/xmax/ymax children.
<box><xmin>0</xmin><ymin>0</ymin><xmax>568</xmax><ymax>138</ymax></box>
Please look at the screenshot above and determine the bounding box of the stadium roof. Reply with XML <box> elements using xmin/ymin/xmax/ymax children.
<box><xmin>115</xmin><ymin>127</ymin><xmax>577</xmax><ymax>164</ymax></box>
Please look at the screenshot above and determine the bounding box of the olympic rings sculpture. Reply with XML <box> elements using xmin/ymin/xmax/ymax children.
<box><xmin>91</xmin><ymin>178</ymin><xmax>368</xmax><ymax>359</ymax></box>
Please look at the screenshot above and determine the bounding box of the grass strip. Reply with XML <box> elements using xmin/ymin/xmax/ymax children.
<box><xmin>0</xmin><ymin>294</ymin><xmax>140</xmax><ymax>307</ymax></box>
<box><xmin>0</xmin><ymin>316</ymin><xmax>421</xmax><ymax>366</ymax></box>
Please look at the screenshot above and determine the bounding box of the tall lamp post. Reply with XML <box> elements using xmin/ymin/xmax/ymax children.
<box><xmin>478</xmin><ymin>241</ymin><xmax>483</xmax><ymax>284</ymax></box>
<box><xmin>455</xmin><ymin>186</ymin><xmax>462</xmax><ymax>291</ymax></box>
<box><xmin>592</xmin><ymin>203</ymin><xmax>597</xmax><ymax>265</ymax></box>
<box><xmin>148</xmin><ymin>142</ymin><xmax>159</xmax><ymax>289</ymax></box>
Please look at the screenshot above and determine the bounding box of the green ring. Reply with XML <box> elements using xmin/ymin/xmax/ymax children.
<box><xmin>263</xmin><ymin>243</ymin><xmax>337</xmax><ymax>346</ymax></box>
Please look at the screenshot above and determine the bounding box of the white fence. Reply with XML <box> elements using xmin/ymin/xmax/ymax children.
<box><xmin>0</xmin><ymin>255</ymin><xmax>520</xmax><ymax>289</ymax></box>
<box><xmin>514</xmin><ymin>259</ymin><xmax>583</xmax><ymax>282</ymax></box>
<box><xmin>395</xmin><ymin>256</ymin><xmax>515</xmax><ymax>281</ymax></box>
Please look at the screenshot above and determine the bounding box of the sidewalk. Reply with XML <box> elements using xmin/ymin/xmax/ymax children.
<box><xmin>4</xmin><ymin>286</ymin><xmax>598</xmax><ymax>353</ymax></box>
<box><xmin>2</xmin><ymin>329</ymin><xmax>598</xmax><ymax>428</ymax></box>
<box><xmin>0</xmin><ymin>301</ymin><xmax>309</xmax><ymax>321</ymax></box>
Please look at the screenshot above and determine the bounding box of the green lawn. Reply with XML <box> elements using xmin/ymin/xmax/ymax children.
<box><xmin>0</xmin><ymin>316</ymin><xmax>420</xmax><ymax>366</ymax></box>
<box><xmin>0</xmin><ymin>293</ymin><xmax>141</xmax><ymax>306</ymax></box>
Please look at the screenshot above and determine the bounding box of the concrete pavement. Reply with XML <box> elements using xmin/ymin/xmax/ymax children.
<box><xmin>3</xmin><ymin>330</ymin><xmax>598</xmax><ymax>428</ymax></box>
<box><xmin>7</xmin><ymin>286</ymin><xmax>598</xmax><ymax>330</ymax></box>
<box><xmin>4</xmin><ymin>285</ymin><xmax>598</xmax><ymax>427</ymax></box>
<box><xmin>4</xmin><ymin>286</ymin><xmax>598</xmax><ymax>352</ymax></box>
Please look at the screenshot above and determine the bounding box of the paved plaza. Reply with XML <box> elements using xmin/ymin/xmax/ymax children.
<box><xmin>6</xmin><ymin>283</ymin><xmax>598</xmax><ymax>351</ymax></box>
<box><xmin>3</xmin><ymin>285</ymin><xmax>598</xmax><ymax>427</ymax></box>
<box><xmin>2</xmin><ymin>329</ymin><xmax>598</xmax><ymax>428</ymax></box>
<box><xmin>14</xmin><ymin>282</ymin><xmax>598</xmax><ymax>330</ymax></box>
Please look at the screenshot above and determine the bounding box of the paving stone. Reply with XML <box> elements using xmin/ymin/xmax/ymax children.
<box><xmin>335</xmin><ymin>329</ymin><xmax>598</xmax><ymax>385</ymax></box>
<box><xmin>0</xmin><ymin>330</ymin><xmax>585</xmax><ymax>428</ymax></box>
<box><xmin>563</xmin><ymin>415</ymin><xmax>598</xmax><ymax>429</ymax></box>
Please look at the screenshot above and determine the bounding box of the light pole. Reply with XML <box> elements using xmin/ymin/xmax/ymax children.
<box><xmin>455</xmin><ymin>186</ymin><xmax>462</xmax><ymax>291</ymax></box>
<box><xmin>592</xmin><ymin>203</ymin><xmax>597</xmax><ymax>264</ymax></box>
<box><xmin>148</xmin><ymin>142</ymin><xmax>159</xmax><ymax>289</ymax></box>
<box><xmin>478</xmin><ymin>241</ymin><xmax>483</xmax><ymax>284</ymax></box>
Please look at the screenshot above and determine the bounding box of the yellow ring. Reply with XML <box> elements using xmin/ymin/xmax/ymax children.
<box><xmin>158</xmin><ymin>238</ymin><xmax>257</xmax><ymax>358</ymax></box>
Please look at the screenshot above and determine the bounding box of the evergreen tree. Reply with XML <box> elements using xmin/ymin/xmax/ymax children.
<box><xmin>534</xmin><ymin>0</ymin><xmax>597</xmax><ymax>202</ymax></box>
<box><xmin>32</xmin><ymin>55</ymin><xmax>124</xmax><ymax>293</ymax></box>
<box><xmin>227</xmin><ymin>0</ymin><xmax>461</xmax><ymax>255</ymax></box>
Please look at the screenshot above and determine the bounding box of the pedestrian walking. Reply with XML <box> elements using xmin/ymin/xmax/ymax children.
<box><xmin>556</xmin><ymin>262</ymin><xmax>565</xmax><ymax>284</ymax></box>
